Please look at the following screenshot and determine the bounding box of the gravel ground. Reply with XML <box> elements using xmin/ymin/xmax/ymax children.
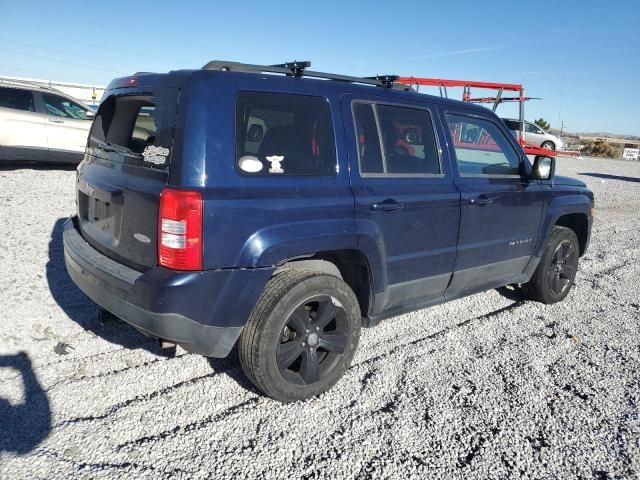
<box><xmin>0</xmin><ymin>157</ymin><xmax>639</xmax><ymax>479</ymax></box>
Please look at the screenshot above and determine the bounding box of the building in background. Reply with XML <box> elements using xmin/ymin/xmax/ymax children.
<box><xmin>0</xmin><ymin>75</ymin><xmax>105</xmax><ymax>108</ymax></box>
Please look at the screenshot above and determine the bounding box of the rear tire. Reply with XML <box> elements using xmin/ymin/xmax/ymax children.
<box><xmin>522</xmin><ymin>226</ymin><xmax>579</xmax><ymax>304</ymax></box>
<box><xmin>541</xmin><ymin>141</ymin><xmax>555</xmax><ymax>151</ymax></box>
<box><xmin>238</xmin><ymin>269</ymin><xmax>361</xmax><ymax>402</ymax></box>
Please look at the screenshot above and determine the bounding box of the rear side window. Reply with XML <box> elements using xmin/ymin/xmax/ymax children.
<box><xmin>353</xmin><ymin>103</ymin><xmax>383</xmax><ymax>173</ymax></box>
<box><xmin>236</xmin><ymin>92</ymin><xmax>336</xmax><ymax>176</ymax></box>
<box><xmin>353</xmin><ymin>102</ymin><xmax>440</xmax><ymax>176</ymax></box>
<box><xmin>0</xmin><ymin>87</ymin><xmax>35</xmax><ymax>112</ymax></box>
<box><xmin>446</xmin><ymin>113</ymin><xmax>521</xmax><ymax>176</ymax></box>
<box><xmin>503</xmin><ymin>119</ymin><xmax>520</xmax><ymax>131</ymax></box>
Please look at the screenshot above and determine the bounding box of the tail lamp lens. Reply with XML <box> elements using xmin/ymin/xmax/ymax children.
<box><xmin>158</xmin><ymin>188</ymin><xmax>203</xmax><ymax>270</ymax></box>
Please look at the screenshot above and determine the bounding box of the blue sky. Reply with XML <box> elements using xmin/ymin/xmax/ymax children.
<box><xmin>1</xmin><ymin>0</ymin><xmax>639</xmax><ymax>135</ymax></box>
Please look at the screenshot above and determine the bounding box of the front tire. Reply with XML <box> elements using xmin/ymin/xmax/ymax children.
<box><xmin>522</xmin><ymin>226</ymin><xmax>579</xmax><ymax>304</ymax></box>
<box><xmin>541</xmin><ymin>141</ymin><xmax>555</xmax><ymax>151</ymax></box>
<box><xmin>238</xmin><ymin>269</ymin><xmax>361</xmax><ymax>402</ymax></box>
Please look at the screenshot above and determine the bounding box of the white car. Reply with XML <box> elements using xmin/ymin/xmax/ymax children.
<box><xmin>502</xmin><ymin>118</ymin><xmax>563</xmax><ymax>151</ymax></box>
<box><xmin>0</xmin><ymin>83</ymin><xmax>94</xmax><ymax>164</ymax></box>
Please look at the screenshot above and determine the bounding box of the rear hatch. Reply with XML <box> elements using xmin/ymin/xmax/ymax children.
<box><xmin>76</xmin><ymin>74</ymin><xmax>182</xmax><ymax>271</ymax></box>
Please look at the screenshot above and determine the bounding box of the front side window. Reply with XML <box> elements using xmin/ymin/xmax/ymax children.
<box><xmin>526</xmin><ymin>122</ymin><xmax>543</xmax><ymax>134</ymax></box>
<box><xmin>446</xmin><ymin>113</ymin><xmax>521</xmax><ymax>176</ymax></box>
<box><xmin>0</xmin><ymin>87</ymin><xmax>35</xmax><ymax>112</ymax></box>
<box><xmin>236</xmin><ymin>92</ymin><xmax>336</xmax><ymax>176</ymax></box>
<box><xmin>42</xmin><ymin>94</ymin><xmax>88</xmax><ymax>120</ymax></box>
<box><xmin>353</xmin><ymin>102</ymin><xmax>440</xmax><ymax>175</ymax></box>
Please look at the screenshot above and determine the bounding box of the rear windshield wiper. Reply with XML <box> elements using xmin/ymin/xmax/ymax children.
<box><xmin>97</xmin><ymin>142</ymin><xmax>136</xmax><ymax>156</ymax></box>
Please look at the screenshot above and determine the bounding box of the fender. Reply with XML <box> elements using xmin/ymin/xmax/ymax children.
<box><xmin>535</xmin><ymin>193</ymin><xmax>592</xmax><ymax>257</ymax></box>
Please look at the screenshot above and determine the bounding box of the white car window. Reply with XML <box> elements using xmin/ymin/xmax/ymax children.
<box><xmin>42</xmin><ymin>94</ymin><xmax>88</xmax><ymax>120</ymax></box>
<box><xmin>0</xmin><ymin>87</ymin><xmax>35</xmax><ymax>112</ymax></box>
<box><xmin>526</xmin><ymin>123</ymin><xmax>543</xmax><ymax>134</ymax></box>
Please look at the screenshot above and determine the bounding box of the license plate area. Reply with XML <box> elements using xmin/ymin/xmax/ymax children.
<box><xmin>78</xmin><ymin>182</ymin><xmax>123</xmax><ymax>247</ymax></box>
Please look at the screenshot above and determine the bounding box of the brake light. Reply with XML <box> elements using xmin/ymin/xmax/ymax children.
<box><xmin>158</xmin><ymin>188</ymin><xmax>203</xmax><ymax>270</ymax></box>
<box><xmin>114</xmin><ymin>77</ymin><xmax>138</xmax><ymax>88</ymax></box>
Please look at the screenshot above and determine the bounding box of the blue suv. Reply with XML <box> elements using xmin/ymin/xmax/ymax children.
<box><xmin>63</xmin><ymin>61</ymin><xmax>594</xmax><ymax>402</ymax></box>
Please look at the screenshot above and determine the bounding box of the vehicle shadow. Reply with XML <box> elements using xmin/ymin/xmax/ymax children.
<box><xmin>579</xmin><ymin>172</ymin><xmax>640</xmax><ymax>184</ymax></box>
<box><xmin>206</xmin><ymin>348</ymin><xmax>262</xmax><ymax>396</ymax></box>
<box><xmin>496</xmin><ymin>285</ymin><xmax>525</xmax><ymax>301</ymax></box>
<box><xmin>46</xmin><ymin>218</ymin><xmax>174</xmax><ymax>357</ymax></box>
<box><xmin>0</xmin><ymin>161</ymin><xmax>77</xmax><ymax>171</ymax></box>
<box><xmin>0</xmin><ymin>352</ymin><xmax>51</xmax><ymax>454</ymax></box>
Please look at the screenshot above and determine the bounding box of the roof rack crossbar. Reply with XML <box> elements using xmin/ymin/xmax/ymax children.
<box><xmin>364</xmin><ymin>75</ymin><xmax>399</xmax><ymax>88</ymax></box>
<box><xmin>269</xmin><ymin>61</ymin><xmax>310</xmax><ymax>77</ymax></box>
<box><xmin>201</xmin><ymin>60</ymin><xmax>399</xmax><ymax>88</ymax></box>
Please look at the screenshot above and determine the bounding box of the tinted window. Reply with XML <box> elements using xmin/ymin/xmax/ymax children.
<box><xmin>130</xmin><ymin>106</ymin><xmax>157</xmax><ymax>153</ymax></box>
<box><xmin>353</xmin><ymin>102</ymin><xmax>440</xmax><ymax>175</ymax></box>
<box><xmin>89</xmin><ymin>95</ymin><xmax>173</xmax><ymax>169</ymax></box>
<box><xmin>42</xmin><ymin>94</ymin><xmax>88</xmax><ymax>120</ymax></box>
<box><xmin>446</xmin><ymin>114</ymin><xmax>520</xmax><ymax>176</ymax></box>
<box><xmin>353</xmin><ymin>103</ymin><xmax>383</xmax><ymax>174</ymax></box>
<box><xmin>0</xmin><ymin>87</ymin><xmax>35</xmax><ymax>112</ymax></box>
<box><xmin>236</xmin><ymin>92</ymin><xmax>336</xmax><ymax>176</ymax></box>
<box><xmin>503</xmin><ymin>119</ymin><xmax>520</xmax><ymax>131</ymax></box>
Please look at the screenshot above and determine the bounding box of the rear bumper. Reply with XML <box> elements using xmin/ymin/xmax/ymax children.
<box><xmin>63</xmin><ymin>217</ymin><xmax>273</xmax><ymax>357</ymax></box>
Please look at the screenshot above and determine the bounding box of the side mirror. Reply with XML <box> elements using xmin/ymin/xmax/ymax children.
<box><xmin>531</xmin><ymin>155</ymin><xmax>555</xmax><ymax>180</ymax></box>
<box><xmin>85</xmin><ymin>110</ymin><xmax>96</xmax><ymax>119</ymax></box>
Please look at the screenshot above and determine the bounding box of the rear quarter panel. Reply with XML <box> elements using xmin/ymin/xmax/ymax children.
<box><xmin>176</xmin><ymin>71</ymin><xmax>358</xmax><ymax>270</ymax></box>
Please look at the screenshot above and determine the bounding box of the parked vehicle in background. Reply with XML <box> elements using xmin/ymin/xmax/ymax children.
<box><xmin>0</xmin><ymin>83</ymin><xmax>94</xmax><ymax>164</ymax></box>
<box><xmin>63</xmin><ymin>61</ymin><xmax>594</xmax><ymax>402</ymax></box>
<box><xmin>502</xmin><ymin>118</ymin><xmax>563</xmax><ymax>151</ymax></box>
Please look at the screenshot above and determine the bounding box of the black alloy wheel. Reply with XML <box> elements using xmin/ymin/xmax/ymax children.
<box><xmin>239</xmin><ymin>269</ymin><xmax>361</xmax><ymax>402</ymax></box>
<box><xmin>548</xmin><ymin>240</ymin><xmax>578</xmax><ymax>297</ymax></box>
<box><xmin>277</xmin><ymin>296</ymin><xmax>348</xmax><ymax>385</ymax></box>
<box><xmin>522</xmin><ymin>226</ymin><xmax>580</xmax><ymax>304</ymax></box>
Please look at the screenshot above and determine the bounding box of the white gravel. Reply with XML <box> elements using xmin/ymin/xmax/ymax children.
<box><xmin>1</xmin><ymin>157</ymin><xmax>639</xmax><ymax>479</ymax></box>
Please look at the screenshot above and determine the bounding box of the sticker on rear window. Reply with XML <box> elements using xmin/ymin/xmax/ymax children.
<box><xmin>142</xmin><ymin>145</ymin><xmax>170</xmax><ymax>165</ymax></box>
<box><xmin>266</xmin><ymin>155</ymin><xmax>284</xmax><ymax>174</ymax></box>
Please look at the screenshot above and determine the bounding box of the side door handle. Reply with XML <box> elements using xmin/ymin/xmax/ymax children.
<box><xmin>469</xmin><ymin>196</ymin><xmax>493</xmax><ymax>206</ymax></box>
<box><xmin>48</xmin><ymin>118</ymin><xmax>64</xmax><ymax>124</ymax></box>
<box><xmin>370</xmin><ymin>199</ymin><xmax>403</xmax><ymax>212</ymax></box>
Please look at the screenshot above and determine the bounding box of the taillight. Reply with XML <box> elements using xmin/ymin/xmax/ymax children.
<box><xmin>158</xmin><ymin>188</ymin><xmax>203</xmax><ymax>270</ymax></box>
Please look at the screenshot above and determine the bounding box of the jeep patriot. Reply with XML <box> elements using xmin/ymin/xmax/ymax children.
<box><xmin>63</xmin><ymin>61</ymin><xmax>594</xmax><ymax>402</ymax></box>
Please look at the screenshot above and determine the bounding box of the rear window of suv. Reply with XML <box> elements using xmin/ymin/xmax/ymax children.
<box><xmin>88</xmin><ymin>93</ymin><xmax>176</xmax><ymax>168</ymax></box>
<box><xmin>235</xmin><ymin>92</ymin><xmax>336</xmax><ymax>176</ymax></box>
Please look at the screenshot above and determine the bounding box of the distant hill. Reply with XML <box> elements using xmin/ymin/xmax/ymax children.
<box><xmin>575</xmin><ymin>132</ymin><xmax>640</xmax><ymax>141</ymax></box>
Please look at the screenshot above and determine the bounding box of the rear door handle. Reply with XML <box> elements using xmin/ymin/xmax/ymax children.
<box><xmin>469</xmin><ymin>196</ymin><xmax>493</xmax><ymax>206</ymax></box>
<box><xmin>48</xmin><ymin>118</ymin><xmax>64</xmax><ymax>124</ymax></box>
<box><xmin>370</xmin><ymin>199</ymin><xmax>403</xmax><ymax>212</ymax></box>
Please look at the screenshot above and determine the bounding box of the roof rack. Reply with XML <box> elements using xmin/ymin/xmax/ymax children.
<box><xmin>0</xmin><ymin>77</ymin><xmax>58</xmax><ymax>92</ymax></box>
<box><xmin>201</xmin><ymin>60</ymin><xmax>400</xmax><ymax>89</ymax></box>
